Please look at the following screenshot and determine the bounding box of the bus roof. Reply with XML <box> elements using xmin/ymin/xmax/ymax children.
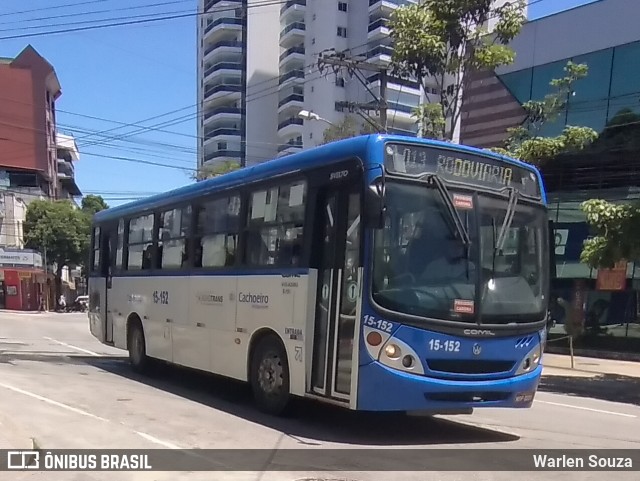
<box><xmin>93</xmin><ymin>134</ymin><xmax>543</xmax><ymax>224</ymax></box>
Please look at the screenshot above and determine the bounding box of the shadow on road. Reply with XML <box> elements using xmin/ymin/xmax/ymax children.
<box><xmin>540</xmin><ymin>373</ymin><xmax>640</xmax><ymax>406</ymax></box>
<box><xmin>80</xmin><ymin>356</ymin><xmax>519</xmax><ymax>447</ymax></box>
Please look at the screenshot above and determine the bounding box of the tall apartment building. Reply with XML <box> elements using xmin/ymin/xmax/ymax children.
<box><xmin>197</xmin><ymin>0</ymin><xmax>525</xmax><ymax>168</ymax></box>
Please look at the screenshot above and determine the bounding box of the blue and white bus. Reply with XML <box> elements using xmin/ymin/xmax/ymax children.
<box><xmin>88</xmin><ymin>134</ymin><xmax>551</xmax><ymax>415</ymax></box>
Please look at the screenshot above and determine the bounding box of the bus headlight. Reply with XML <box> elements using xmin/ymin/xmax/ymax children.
<box><xmin>384</xmin><ymin>343</ymin><xmax>401</xmax><ymax>359</ymax></box>
<box><xmin>516</xmin><ymin>343</ymin><xmax>542</xmax><ymax>375</ymax></box>
<box><xmin>379</xmin><ymin>337</ymin><xmax>424</xmax><ymax>375</ymax></box>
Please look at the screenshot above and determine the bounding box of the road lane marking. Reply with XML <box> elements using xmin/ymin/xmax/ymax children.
<box><xmin>44</xmin><ymin>337</ymin><xmax>100</xmax><ymax>356</ymax></box>
<box><xmin>135</xmin><ymin>431</ymin><xmax>181</xmax><ymax>449</ymax></box>
<box><xmin>0</xmin><ymin>381</ymin><xmax>109</xmax><ymax>422</ymax></box>
<box><xmin>536</xmin><ymin>400</ymin><xmax>637</xmax><ymax>418</ymax></box>
<box><xmin>0</xmin><ymin>383</ymin><xmax>184</xmax><ymax>450</ymax></box>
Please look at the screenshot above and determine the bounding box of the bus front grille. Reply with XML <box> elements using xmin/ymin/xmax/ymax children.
<box><xmin>426</xmin><ymin>359</ymin><xmax>515</xmax><ymax>375</ymax></box>
<box><xmin>424</xmin><ymin>391</ymin><xmax>511</xmax><ymax>403</ymax></box>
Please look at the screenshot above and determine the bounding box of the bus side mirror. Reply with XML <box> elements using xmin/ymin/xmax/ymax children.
<box><xmin>364</xmin><ymin>179</ymin><xmax>385</xmax><ymax>229</ymax></box>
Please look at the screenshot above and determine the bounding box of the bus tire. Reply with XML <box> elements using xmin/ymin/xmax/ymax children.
<box><xmin>128</xmin><ymin>319</ymin><xmax>149</xmax><ymax>373</ymax></box>
<box><xmin>250</xmin><ymin>335</ymin><xmax>291</xmax><ymax>416</ymax></box>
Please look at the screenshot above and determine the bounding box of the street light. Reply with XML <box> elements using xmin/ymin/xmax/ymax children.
<box><xmin>298</xmin><ymin>109</ymin><xmax>336</xmax><ymax>127</ymax></box>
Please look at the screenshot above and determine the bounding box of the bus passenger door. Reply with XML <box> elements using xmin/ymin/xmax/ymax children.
<box><xmin>101</xmin><ymin>227</ymin><xmax>116</xmax><ymax>344</ymax></box>
<box><xmin>310</xmin><ymin>184</ymin><xmax>361</xmax><ymax>401</ymax></box>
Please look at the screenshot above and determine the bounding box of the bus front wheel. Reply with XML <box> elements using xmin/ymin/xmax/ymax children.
<box><xmin>250</xmin><ymin>335</ymin><xmax>291</xmax><ymax>416</ymax></box>
<box><xmin>128</xmin><ymin>320</ymin><xmax>149</xmax><ymax>373</ymax></box>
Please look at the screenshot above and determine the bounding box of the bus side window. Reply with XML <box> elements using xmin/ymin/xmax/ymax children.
<box><xmin>246</xmin><ymin>182</ymin><xmax>306</xmax><ymax>266</ymax></box>
<box><xmin>127</xmin><ymin>214</ymin><xmax>154</xmax><ymax>270</ymax></box>
<box><xmin>158</xmin><ymin>206</ymin><xmax>191</xmax><ymax>270</ymax></box>
<box><xmin>194</xmin><ymin>196</ymin><xmax>241</xmax><ymax>268</ymax></box>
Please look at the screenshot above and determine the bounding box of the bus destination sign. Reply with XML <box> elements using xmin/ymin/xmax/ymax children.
<box><xmin>384</xmin><ymin>143</ymin><xmax>541</xmax><ymax>198</ymax></box>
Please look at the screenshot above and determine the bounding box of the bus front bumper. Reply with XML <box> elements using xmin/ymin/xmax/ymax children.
<box><xmin>356</xmin><ymin>361</ymin><xmax>542</xmax><ymax>412</ymax></box>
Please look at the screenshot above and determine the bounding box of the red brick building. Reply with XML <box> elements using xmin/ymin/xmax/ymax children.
<box><xmin>0</xmin><ymin>45</ymin><xmax>80</xmax><ymax>310</ymax></box>
<box><xmin>0</xmin><ymin>45</ymin><xmax>61</xmax><ymax>198</ymax></box>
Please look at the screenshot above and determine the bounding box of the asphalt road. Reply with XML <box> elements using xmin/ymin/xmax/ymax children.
<box><xmin>0</xmin><ymin>311</ymin><xmax>639</xmax><ymax>481</ymax></box>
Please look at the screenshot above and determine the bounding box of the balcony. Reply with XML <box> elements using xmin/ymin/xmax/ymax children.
<box><xmin>278</xmin><ymin>69</ymin><xmax>304</xmax><ymax>85</ymax></box>
<box><xmin>279</xmin><ymin>22</ymin><xmax>305</xmax><ymax>48</ymax></box>
<box><xmin>366</xmin><ymin>45</ymin><xmax>393</xmax><ymax>65</ymax></box>
<box><xmin>204</xmin><ymin>39</ymin><xmax>244</xmax><ymax>60</ymax></box>
<box><xmin>204</xmin><ymin>84</ymin><xmax>243</xmax><ymax>104</ymax></box>
<box><xmin>204</xmin><ymin>150</ymin><xmax>243</xmax><ymax>163</ymax></box>
<box><xmin>204</xmin><ymin>127</ymin><xmax>242</xmax><ymax>139</ymax></box>
<box><xmin>369</xmin><ymin>0</ymin><xmax>414</xmax><ymax>12</ymax></box>
<box><xmin>277</xmin><ymin>117</ymin><xmax>303</xmax><ymax>137</ymax></box>
<box><xmin>204</xmin><ymin>17</ymin><xmax>242</xmax><ymax>39</ymax></box>
<box><xmin>277</xmin><ymin>93</ymin><xmax>304</xmax><ymax>112</ymax></box>
<box><xmin>280</xmin><ymin>0</ymin><xmax>305</xmax><ymax>18</ymax></box>
<box><xmin>204</xmin><ymin>106</ymin><xmax>244</xmax><ymax>123</ymax></box>
<box><xmin>367</xmin><ymin>73</ymin><xmax>420</xmax><ymax>92</ymax></box>
<box><xmin>368</xmin><ymin>17</ymin><xmax>390</xmax><ymax>39</ymax></box>
<box><xmin>279</xmin><ymin>45</ymin><xmax>305</xmax><ymax>65</ymax></box>
<box><xmin>205</xmin><ymin>0</ymin><xmax>241</xmax><ymax>12</ymax></box>
<box><xmin>277</xmin><ymin>142</ymin><xmax>303</xmax><ymax>156</ymax></box>
<box><xmin>204</xmin><ymin>61</ymin><xmax>243</xmax><ymax>81</ymax></box>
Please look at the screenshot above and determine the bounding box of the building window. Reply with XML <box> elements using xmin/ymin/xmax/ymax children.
<box><xmin>158</xmin><ymin>206</ymin><xmax>191</xmax><ymax>269</ymax></box>
<box><xmin>336</xmin><ymin>77</ymin><xmax>345</xmax><ymax>87</ymax></box>
<box><xmin>127</xmin><ymin>213</ymin><xmax>154</xmax><ymax>270</ymax></box>
<box><xmin>312</xmin><ymin>13</ymin><xmax>316</xmax><ymax>20</ymax></box>
<box><xmin>194</xmin><ymin>196</ymin><xmax>241</xmax><ymax>268</ymax></box>
<box><xmin>335</xmin><ymin>102</ymin><xmax>345</xmax><ymax>112</ymax></box>
<box><xmin>246</xmin><ymin>182</ymin><xmax>306</xmax><ymax>266</ymax></box>
<box><xmin>338</xmin><ymin>2</ymin><xmax>347</xmax><ymax>12</ymax></box>
<box><xmin>337</xmin><ymin>26</ymin><xmax>347</xmax><ymax>38</ymax></box>
<box><xmin>218</xmin><ymin>141</ymin><xmax>227</xmax><ymax>150</ymax></box>
<box><xmin>311</xmin><ymin>38</ymin><xmax>315</xmax><ymax>45</ymax></box>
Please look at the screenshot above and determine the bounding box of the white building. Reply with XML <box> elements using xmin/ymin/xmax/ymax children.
<box><xmin>197</xmin><ymin>0</ymin><xmax>526</xmax><ymax>168</ymax></box>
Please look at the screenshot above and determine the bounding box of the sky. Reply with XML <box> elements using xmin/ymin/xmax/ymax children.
<box><xmin>0</xmin><ymin>0</ymin><xmax>598</xmax><ymax>207</ymax></box>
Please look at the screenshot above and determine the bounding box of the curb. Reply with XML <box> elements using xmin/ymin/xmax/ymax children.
<box><xmin>546</xmin><ymin>346</ymin><xmax>640</xmax><ymax>363</ymax></box>
<box><xmin>541</xmin><ymin>364</ymin><xmax>602</xmax><ymax>376</ymax></box>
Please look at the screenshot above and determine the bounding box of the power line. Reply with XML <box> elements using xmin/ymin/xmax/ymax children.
<box><xmin>0</xmin><ymin>0</ymin><xmax>112</xmax><ymax>19</ymax></box>
<box><xmin>0</xmin><ymin>0</ymin><xmax>193</xmax><ymax>27</ymax></box>
<box><xmin>0</xmin><ymin>0</ymin><xmax>288</xmax><ymax>41</ymax></box>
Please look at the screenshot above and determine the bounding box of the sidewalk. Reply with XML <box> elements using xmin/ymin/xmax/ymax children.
<box><xmin>542</xmin><ymin>352</ymin><xmax>640</xmax><ymax>379</ymax></box>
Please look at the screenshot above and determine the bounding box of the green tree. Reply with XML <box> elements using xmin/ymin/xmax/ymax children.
<box><xmin>81</xmin><ymin>194</ymin><xmax>109</xmax><ymax>216</ymax></box>
<box><xmin>320</xmin><ymin>115</ymin><xmax>377</xmax><ymax>144</ymax></box>
<box><xmin>24</xmin><ymin>200</ymin><xmax>90</xmax><ymax>309</ymax></box>
<box><xmin>577</xmin><ymin>109</ymin><xmax>640</xmax><ymax>269</ymax></box>
<box><xmin>389</xmin><ymin>0</ymin><xmax>526</xmax><ymax>140</ymax></box>
<box><xmin>193</xmin><ymin>160</ymin><xmax>242</xmax><ymax>181</ymax></box>
<box><xmin>491</xmin><ymin>61</ymin><xmax>598</xmax><ymax>166</ymax></box>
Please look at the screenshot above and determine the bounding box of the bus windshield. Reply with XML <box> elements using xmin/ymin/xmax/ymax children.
<box><xmin>371</xmin><ymin>179</ymin><xmax>548</xmax><ymax>324</ymax></box>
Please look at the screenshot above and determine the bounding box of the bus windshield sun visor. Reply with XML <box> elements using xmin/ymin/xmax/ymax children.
<box><xmin>420</xmin><ymin>173</ymin><xmax>471</xmax><ymax>247</ymax></box>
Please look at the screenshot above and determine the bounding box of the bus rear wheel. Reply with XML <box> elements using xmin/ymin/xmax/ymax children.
<box><xmin>250</xmin><ymin>335</ymin><xmax>291</xmax><ymax>416</ymax></box>
<box><xmin>128</xmin><ymin>321</ymin><xmax>149</xmax><ymax>373</ymax></box>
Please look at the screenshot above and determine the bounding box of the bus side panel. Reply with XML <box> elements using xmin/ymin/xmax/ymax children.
<box><xmin>236</xmin><ymin>272</ymin><xmax>313</xmax><ymax>398</ymax></box>
<box><xmin>109</xmin><ymin>277</ymin><xmax>128</xmax><ymax>351</ymax></box>
<box><xmin>88</xmin><ymin>276</ymin><xmax>106</xmax><ymax>343</ymax></box>
<box><xmin>111</xmin><ymin>277</ymin><xmax>162</xmax><ymax>360</ymax></box>
<box><xmin>191</xmin><ymin>274</ymin><xmax>240</xmax><ymax>377</ymax></box>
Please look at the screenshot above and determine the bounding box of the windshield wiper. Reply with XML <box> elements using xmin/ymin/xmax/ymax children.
<box><xmin>421</xmin><ymin>173</ymin><xmax>471</xmax><ymax>246</ymax></box>
<box><xmin>495</xmin><ymin>187</ymin><xmax>518</xmax><ymax>253</ymax></box>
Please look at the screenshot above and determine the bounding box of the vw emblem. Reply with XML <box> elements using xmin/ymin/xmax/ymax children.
<box><xmin>472</xmin><ymin>343</ymin><xmax>482</xmax><ymax>356</ymax></box>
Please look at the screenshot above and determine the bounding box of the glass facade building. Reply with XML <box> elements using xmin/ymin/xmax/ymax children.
<box><xmin>497</xmin><ymin>41</ymin><xmax>640</xmax><ymax>344</ymax></box>
<box><xmin>459</xmin><ymin>0</ymin><xmax>640</xmax><ymax>347</ymax></box>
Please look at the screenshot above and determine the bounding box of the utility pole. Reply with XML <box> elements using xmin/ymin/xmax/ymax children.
<box><xmin>317</xmin><ymin>49</ymin><xmax>389</xmax><ymax>133</ymax></box>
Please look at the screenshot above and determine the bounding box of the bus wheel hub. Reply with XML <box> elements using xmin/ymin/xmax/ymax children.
<box><xmin>258</xmin><ymin>356</ymin><xmax>282</xmax><ymax>393</ymax></box>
